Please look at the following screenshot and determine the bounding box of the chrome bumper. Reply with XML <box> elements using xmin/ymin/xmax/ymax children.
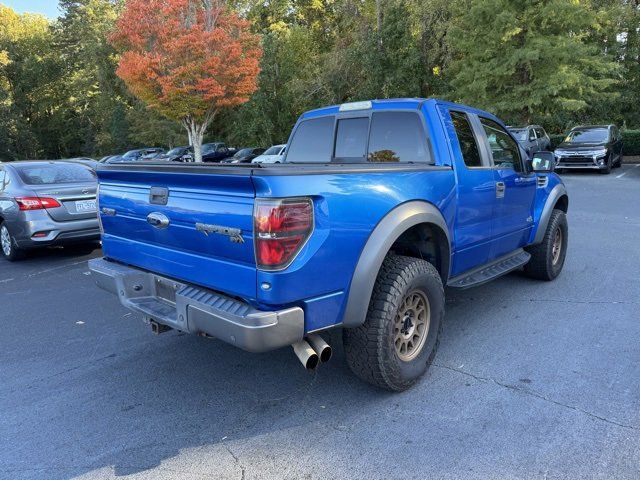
<box><xmin>88</xmin><ymin>258</ymin><xmax>304</xmax><ymax>352</ymax></box>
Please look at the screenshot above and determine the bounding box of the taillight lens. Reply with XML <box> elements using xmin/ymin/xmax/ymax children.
<box><xmin>254</xmin><ymin>198</ymin><xmax>313</xmax><ymax>270</ymax></box>
<box><xmin>15</xmin><ymin>197</ymin><xmax>61</xmax><ymax>211</ymax></box>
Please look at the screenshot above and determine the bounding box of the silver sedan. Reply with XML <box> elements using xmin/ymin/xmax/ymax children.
<box><xmin>0</xmin><ymin>161</ymin><xmax>100</xmax><ymax>261</ymax></box>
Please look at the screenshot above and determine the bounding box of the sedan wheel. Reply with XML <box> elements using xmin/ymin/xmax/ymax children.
<box><xmin>0</xmin><ymin>223</ymin><xmax>23</xmax><ymax>261</ymax></box>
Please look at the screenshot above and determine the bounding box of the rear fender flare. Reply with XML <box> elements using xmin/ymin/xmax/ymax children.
<box><xmin>341</xmin><ymin>201</ymin><xmax>450</xmax><ymax>328</ymax></box>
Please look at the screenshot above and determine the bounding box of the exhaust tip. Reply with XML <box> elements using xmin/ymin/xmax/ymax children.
<box><xmin>307</xmin><ymin>334</ymin><xmax>332</xmax><ymax>363</ymax></box>
<box><xmin>292</xmin><ymin>340</ymin><xmax>319</xmax><ymax>370</ymax></box>
<box><xmin>306</xmin><ymin>353</ymin><xmax>319</xmax><ymax>370</ymax></box>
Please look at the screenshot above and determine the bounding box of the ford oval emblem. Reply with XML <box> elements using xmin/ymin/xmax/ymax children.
<box><xmin>147</xmin><ymin>212</ymin><xmax>170</xmax><ymax>229</ymax></box>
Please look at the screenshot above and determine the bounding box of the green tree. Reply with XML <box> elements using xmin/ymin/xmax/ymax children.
<box><xmin>447</xmin><ymin>0</ymin><xmax>619</xmax><ymax>128</ymax></box>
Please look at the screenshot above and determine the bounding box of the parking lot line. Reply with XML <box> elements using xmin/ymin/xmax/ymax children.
<box><xmin>616</xmin><ymin>164</ymin><xmax>639</xmax><ymax>178</ymax></box>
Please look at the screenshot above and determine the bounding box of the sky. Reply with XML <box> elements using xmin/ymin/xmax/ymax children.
<box><xmin>2</xmin><ymin>1</ymin><xmax>61</xmax><ymax>18</ymax></box>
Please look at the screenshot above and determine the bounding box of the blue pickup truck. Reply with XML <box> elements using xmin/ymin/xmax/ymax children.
<box><xmin>89</xmin><ymin>98</ymin><xmax>568</xmax><ymax>391</ymax></box>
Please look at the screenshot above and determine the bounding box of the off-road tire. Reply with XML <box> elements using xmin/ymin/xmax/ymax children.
<box><xmin>0</xmin><ymin>222</ymin><xmax>24</xmax><ymax>261</ymax></box>
<box><xmin>343</xmin><ymin>254</ymin><xmax>444</xmax><ymax>391</ymax></box>
<box><xmin>524</xmin><ymin>209</ymin><xmax>568</xmax><ymax>281</ymax></box>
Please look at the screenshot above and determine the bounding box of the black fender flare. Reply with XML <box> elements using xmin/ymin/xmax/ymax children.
<box><xmin>341</xmin><ymin>201</ymin><xmax>450</xmax><ymax>328</ymax></box>
<box><xmin>533</xmin><ymin>184</ymin><xmax>568</xmax><ymax>244</ymax></box>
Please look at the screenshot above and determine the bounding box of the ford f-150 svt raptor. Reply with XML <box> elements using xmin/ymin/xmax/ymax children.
<box><xmin>89</xmin><ymin>98</ymin><xmax>569</xmax><ymax>391</ymax></box>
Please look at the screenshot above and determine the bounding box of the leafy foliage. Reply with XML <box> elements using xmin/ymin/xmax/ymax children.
<box><xmin>0</xmin><ymin>0</ymin><xmax>639</xmax><ymax>160</ymax></box>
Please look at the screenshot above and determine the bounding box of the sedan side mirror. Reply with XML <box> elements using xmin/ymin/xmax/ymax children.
<box><xmin>531</xmin><ymin>151</ymin><xmax>555</xmax><ymax>173</ymax></box>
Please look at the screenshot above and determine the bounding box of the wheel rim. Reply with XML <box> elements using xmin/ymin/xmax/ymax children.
<box><xmin>551</xmin><ymin>227</ymin><xmax>562</xmax><ymax>265</ymax></box>
<box><xmin>394</xmin><ymin>290</ymin><xmax>430</xmax><ymax>362</ymax></box>
<box><xmin>1</xmin><ymin>226</ymin><xmax>11</xmax><ymax>256</ymax></box>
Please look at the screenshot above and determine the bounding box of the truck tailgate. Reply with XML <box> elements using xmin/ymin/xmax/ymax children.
<box><xmin>97</xmin><ymin>167</ymin><xmax>257</xmax><ymax>299</ymax></box>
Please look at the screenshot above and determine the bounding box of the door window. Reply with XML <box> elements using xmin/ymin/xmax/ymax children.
<box><xmin>450</xmin><ymin>111</ymin><xmax>483</xmax><ymax>168</ymax></box>
<box><xmin>528</xmin><ymin>129</ymin><xmax>537</xmax><ymax>141</ymax></box>
<box><xmin>480</xmin><ymin>118</ymin><xmax>524</xmax><ymax>172</ymax></box>
<box><xmin>535</xmin><ymin>128</ymin><xmax>546</xmax><ymax>139</ymax></box>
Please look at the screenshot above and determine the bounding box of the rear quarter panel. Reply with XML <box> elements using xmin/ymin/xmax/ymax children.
<box><xmin>253</xmin><ymin>168</ymin><xmax>456</xmax><ymax>331</ymax></box>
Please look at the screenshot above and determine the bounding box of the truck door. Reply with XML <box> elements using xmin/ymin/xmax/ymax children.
<box><xmin>447</xmin><ymin>110</ymin><xmax>496</xmax><ymax>275</ymax></box>
<box><xmin>477</xmin><ymin>116</ymin><xmax>537</xmax><ymax>258</ymax></box>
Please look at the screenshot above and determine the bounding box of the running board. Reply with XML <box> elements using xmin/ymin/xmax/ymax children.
<box><xmin>447</xmin><ymin>249</ymin><xmax>531</xmax><ymax>289</ymax></box>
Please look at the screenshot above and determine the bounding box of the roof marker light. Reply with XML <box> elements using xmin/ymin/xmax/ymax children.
<box><xmin>339</xmin><ymin>101</ymin><xmax>372</xmax><ymax>112</ymax></box>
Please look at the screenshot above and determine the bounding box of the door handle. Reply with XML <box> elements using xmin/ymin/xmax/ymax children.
<box><xmin>495</xmin><ymin>181</ymin><xmax>506</xmax><ymax>198</ymax></box>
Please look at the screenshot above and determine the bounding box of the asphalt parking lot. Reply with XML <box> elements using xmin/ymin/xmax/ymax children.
<box><xmin>2</xmin><ymin>164</ymin><xmax>639</xmax><ymax>480</ymax></box>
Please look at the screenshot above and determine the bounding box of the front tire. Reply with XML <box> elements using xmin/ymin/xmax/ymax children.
<box><xmin>343</xmin><ymin>255</ymin><xmax>444</xmax><ymax>391</ymax></box>
<box><xmin>599</xmin><ymin>155</ymin><xmax>612</xmax><ymax>174</ymax></box>
<box><xmin>1</xmin><ymin>222</ymin><xmax>24</xmax><ymax>261</ymax></box>
<box><xmin>524</xmin><ymin>209</ymin><xmax>568</xmax><ymax>281</ymax></box>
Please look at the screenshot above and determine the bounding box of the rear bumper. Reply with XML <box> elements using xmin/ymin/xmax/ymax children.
<box><xmin>88</xmin><ymin>258</ymin><xmax>305</xmax><ymax>353</ymax></box>
<box><xmin>14</xmin><ymin>212</ymin><xmax>100</xmax><ymax>248</ymax></box>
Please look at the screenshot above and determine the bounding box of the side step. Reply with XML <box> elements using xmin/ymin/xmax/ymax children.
<box><xmin>447</xmin><ymin>249</ymin><xmax>531</xmax><ymax>289</ymax></box>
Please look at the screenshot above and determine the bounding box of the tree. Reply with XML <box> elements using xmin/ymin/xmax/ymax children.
<box><xmin>447</xmin><ymin>0</ymin><xmax>619</xmax><ymax>127</ymax></box>
<box><xmin>111</xmin><ymin>0</ymin><xmax>262</xmax><ymax>161</ymax></box>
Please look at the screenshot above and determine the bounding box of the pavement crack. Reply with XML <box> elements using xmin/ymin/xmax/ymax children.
<box><xmin>434</xmin><ymin>363</ymin><xmax>637</xmax><ymax>430</ymax></box>
<box><xmin>223</xmin><ymin>443</ymin><xmax>246</xmax><ymax>480</ymax></box>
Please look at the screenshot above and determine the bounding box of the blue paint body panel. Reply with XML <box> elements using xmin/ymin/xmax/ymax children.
<box><xmin>97</xmin><ymin>98</ymin><xmax>566</xmax><ymax>334</ymax></box>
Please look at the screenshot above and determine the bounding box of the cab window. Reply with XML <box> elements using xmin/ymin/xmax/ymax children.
<box><xmin>450</xmin><ymin>111</ymin><xmax>483</xmax><ymax>168</ymax></box>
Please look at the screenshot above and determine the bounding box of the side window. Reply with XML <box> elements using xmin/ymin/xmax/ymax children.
<box><xmin>528</xmin><ymin>128</ymin><xmax>536</xmax><ymax>141</ymax></box>
<box><xmin>334</xmin><ymin>117</ymin><xmax>368</xmax><ymax>160</ymax></box>
<box><xmin>535</xmin><ymin>127</ymin><xmax>546</xmax><ymax>139</ymax></box>
<box><xmin>286</xmin><ymin>116</ymin><xmax>334</xmax><ymax>163</ymax></box>
<box><xmin>367</xmin><ymin>112</ymin><xmax>431</xmax><ymax>163</ymax></box>
<box><xmin>0</xmin><ymin>170</ymin><xmax>5</xmax><ymax>192</ymax></box>
<box><xmin>450</xmin><ymin>111</ymin><xmax>483</xmax><ymax>168</ymax></box>
<box><xmin>480</xmin><ymin>117</ymin><xmax>524</xmax><ymax>172</ymax></box>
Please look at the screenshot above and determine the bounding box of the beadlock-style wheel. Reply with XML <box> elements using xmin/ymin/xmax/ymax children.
<box><xmin>394</xmin><ymin>290</ymin><xmax>430</xmax><ymax>362</ymax></box>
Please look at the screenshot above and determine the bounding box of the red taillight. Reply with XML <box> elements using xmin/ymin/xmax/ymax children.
<box><xmin>15</xmin><ymin>197</ymin><xmax>61</xmax><ymax>211</ymax></box>
<box><xmin>254</xmin><ymin>198</ymin><xmax>313</xmax><ymax>270</ymax></box>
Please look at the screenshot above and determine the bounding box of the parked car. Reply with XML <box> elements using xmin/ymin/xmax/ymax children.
<box><xmin>554</xmin><ymin>125</ymin><xmax>623</xmax><ymax>174</ymax></box>
<box><xmin>89</xmin><ymin>98</ymin><xmax>568</xmax><ymax>391</ymax></box>
<box><xmin>0</xmin><ymin>161</ymin><xmax>100</xmax><ymax>261</ymax></box>
<box><xmin>252</xmin><ymin>144</ymin><xmax>287</xmax><ymax>164</ymax></box>
<box><xmin>100</xmin><ymin>155</ymin><xmax>122</xmax><ymax>163</ymax></box>
<box><xmin>156</xmin><ymin>146</ymin><xmax>194</xmax><ymax>162</ymax></box>
<box><xmin>63</xmin><ymin>158</ymin><xmax>99</xmax><ymax>170</ymax></box>
<box><xmin>508</xmin><ymin>125</ymin><xmax>551</xmax><ymax>156</ymax></box>
<box><xmin>201</xmin><ymin>142</ymin><xmax>232</xmax><ymax>162</ymax></box>
<box><xmin>110</xmin><ymin>148</ymin><xmax>166</xmax><ymax>163</ymax></box>
<box><xmin>220</xmin><ymin>147</ymin><xmax>265</xmax><ymax>164</ymax></box>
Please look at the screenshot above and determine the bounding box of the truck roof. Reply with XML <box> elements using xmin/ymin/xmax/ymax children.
<box><xmin>301</xmin><ymin>98</ymin><xmax>500</xmax><ymax>122</ymax></box>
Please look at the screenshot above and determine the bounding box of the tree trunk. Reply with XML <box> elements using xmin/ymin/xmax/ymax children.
<box><xmin>182</xmin><ymin>113</ymin><xmax>215</xmax><ymax>163</ymax></box>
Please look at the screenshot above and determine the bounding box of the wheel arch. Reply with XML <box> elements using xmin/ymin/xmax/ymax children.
<box><xmin>341</xmin><ymin>200</ymin><xmax>450</xmax><ymax>328</ymax></box>
<box><xmin>533</xmin><ymin>183</ymin><xmax>568</xmax><ymax>244</ymax></box>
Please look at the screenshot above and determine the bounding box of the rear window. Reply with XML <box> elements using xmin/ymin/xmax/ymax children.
<box><xmin>16</xmin><ymin>163</ymin><xmax>96</xmax><ymax>185</ymax></box>
<box><xmin>368</xmin><ymin>112</ymin><xmax>430</xmax><ymax>163</ymax></box>
<box><xmin>287</xmin><ymin>116</ymin><xmax>334</xmax><ymax>163</ymax></box>
<box><xmin>335</xmin><ymin>118</ymin><xmax>369</xmax><ymax>159</ymax></box>
<box><xmin>286</xmin><ymin>111</ymin><xmax>431</xmax><ymax>164</ymax></box>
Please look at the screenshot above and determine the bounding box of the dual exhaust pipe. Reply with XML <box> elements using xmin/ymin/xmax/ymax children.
<box><xmin>292</xmin><ymin>335</ymin><xmax>332</xmax><ymax>370</ymax></box>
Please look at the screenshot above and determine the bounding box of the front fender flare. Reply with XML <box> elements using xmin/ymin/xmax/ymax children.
<box><xmin>532</xmin><ymin>183</ymin><xmax>568</xmax><ymax>244</ymax></box>
<box><xmin>341</xmin><ymin>201</ymin><xmax>450</xmax><ymax>328</ymax></box>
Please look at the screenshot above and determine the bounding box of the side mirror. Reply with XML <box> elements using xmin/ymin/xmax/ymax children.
<box><xmin>531</xmin><ymin>151</ymin><xmax>555</xmax><ymax>173</ymax></box>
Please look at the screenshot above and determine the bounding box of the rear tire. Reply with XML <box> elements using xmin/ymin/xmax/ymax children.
<box><xmin>1</xmin><ymin>222</ymin><xmax>24</xmax><ymax>261</ymax></box>
<box><xmin>343</xmin><ymin>254</ymin><xmax>444</xmax><ymax>391</ymax></box>
<box><xmin>524</xmin><ymin>209</ymin><xmax>568</xmax><ymax>281</ymax></box>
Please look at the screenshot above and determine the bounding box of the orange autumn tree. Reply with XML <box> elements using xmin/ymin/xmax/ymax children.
<box><xmin>111</xmin><ymin>0</ymin><xmax>261</xmax><ymax>162</ymax></box>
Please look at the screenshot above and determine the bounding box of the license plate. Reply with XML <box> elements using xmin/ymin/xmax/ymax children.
<box><xmin>75</xmin><ymin>199</ymin><xmax>96</xmax><ymax>213</ymax></box>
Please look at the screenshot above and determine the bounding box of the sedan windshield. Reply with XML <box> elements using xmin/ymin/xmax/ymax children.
<box><xmin>263</xmin><ymin>146</ymin><xmax>284</xmax><ymax>155</ymax></box>
<box><xmin>167</xmin><ymin>147</ymin><xmax>187</xmax><ymax>155</ymax></box>
<box><xmin>565</xmin><ymin>129</ymin><xmax>609</xmax><ymax>144</ymax></box>
<box><xmin>509</xmin><ymin>129</ymin><xmax>528</xmax><ymax>141</ymax></box>
<box><xmin>16</xmin><ymin>163</ymin><xmax>96</xmax><ymax>185</ymax></box>
<box><xmin>234</xmin><ymin>149</ymin><xmax>252</xmax><ymax>157</ymax></box>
